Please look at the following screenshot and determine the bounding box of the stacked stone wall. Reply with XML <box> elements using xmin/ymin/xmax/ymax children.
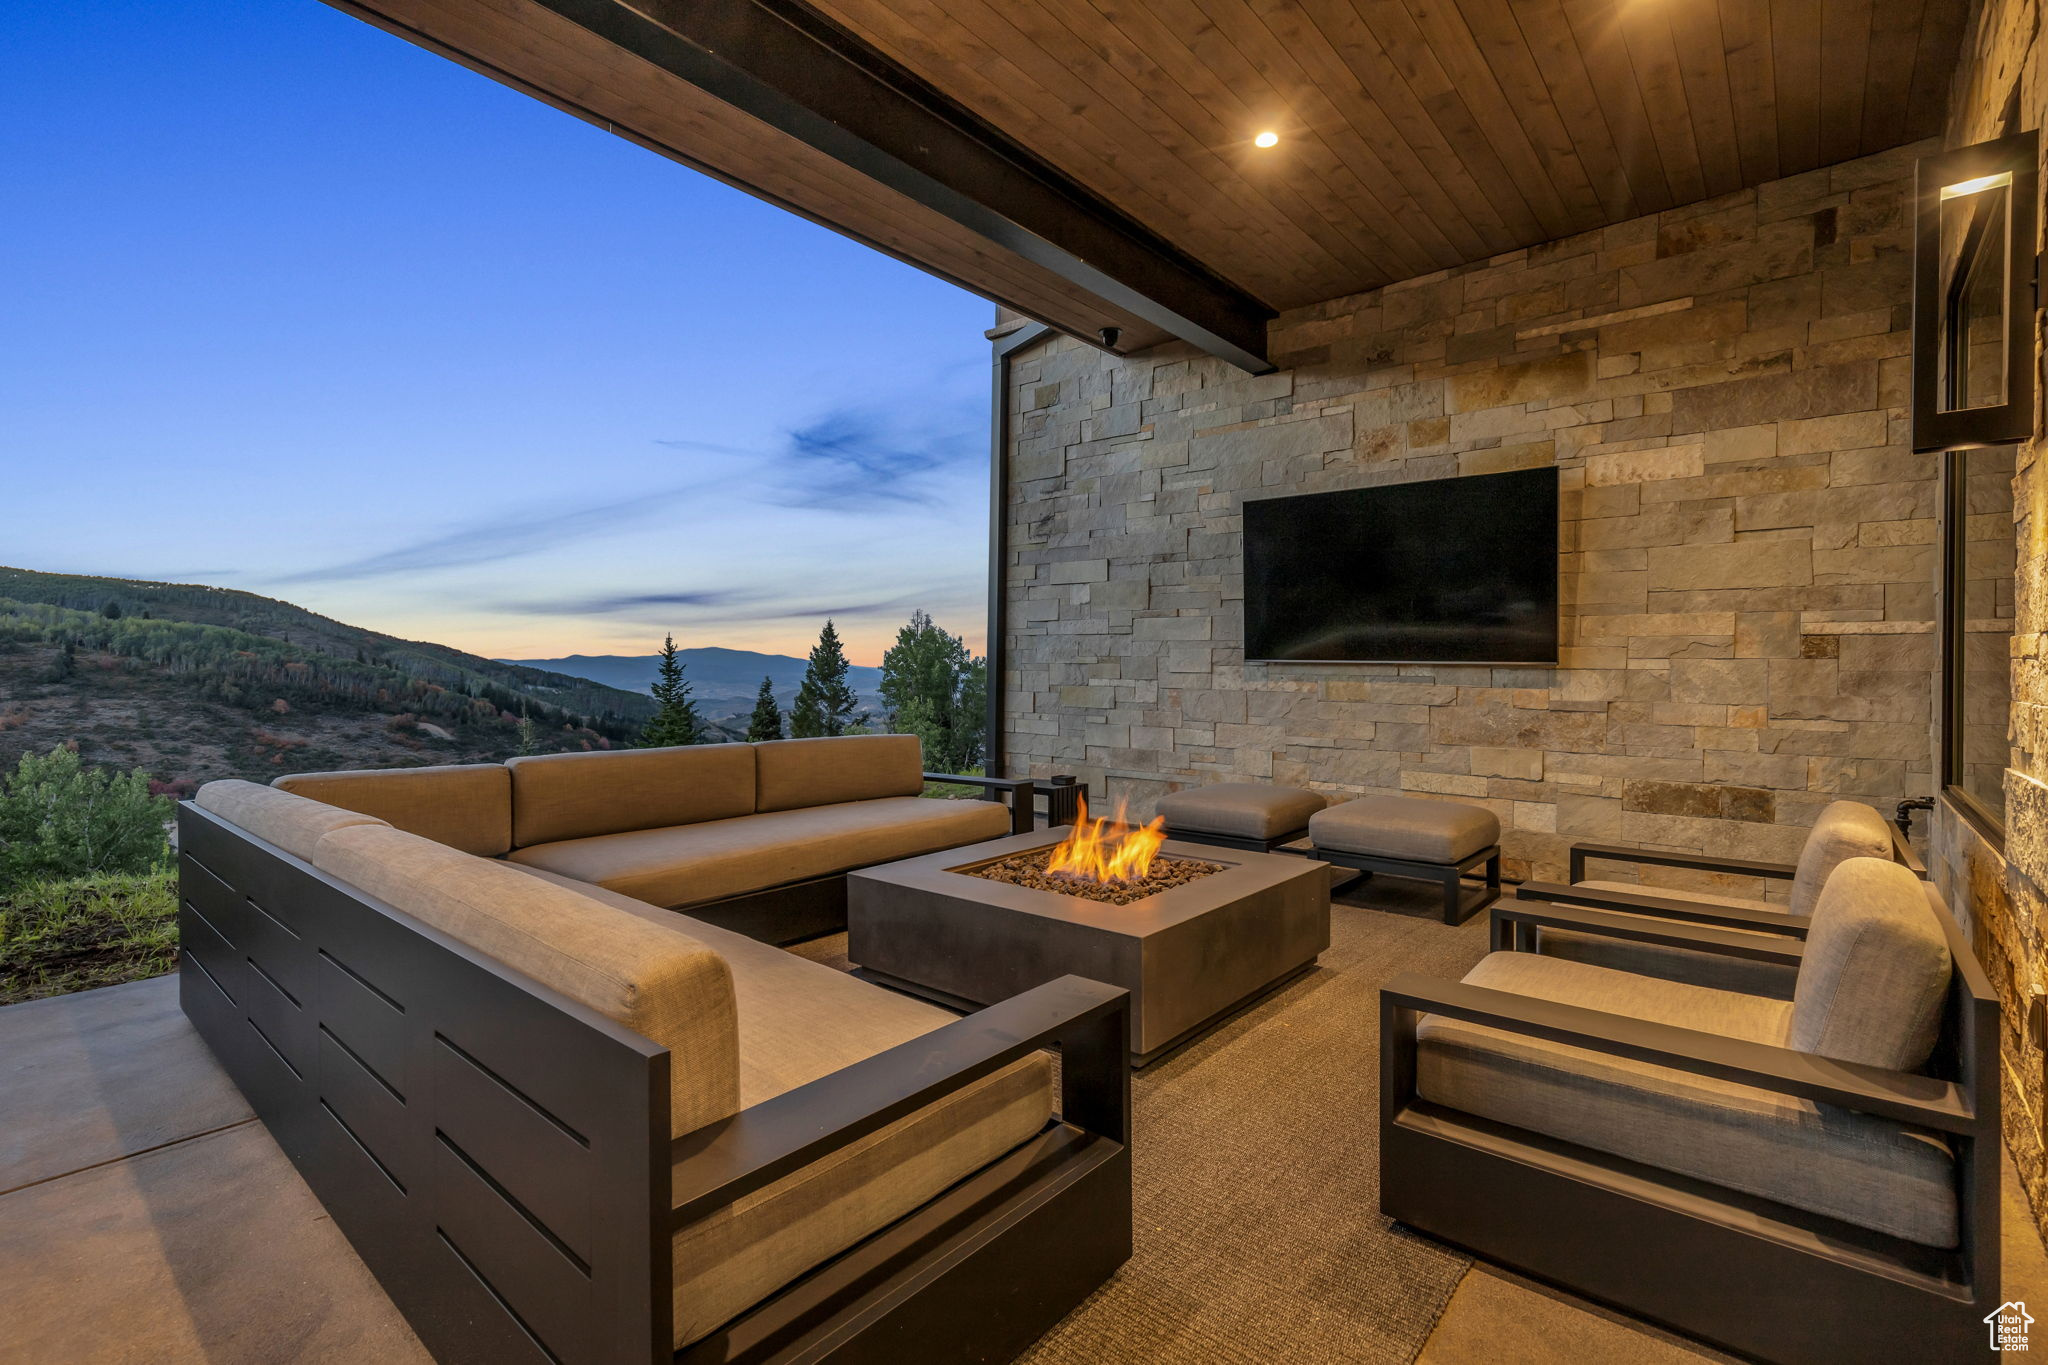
<box><xmin>1003</xmin><ymin>142</ymin><xmax>1937</xmax><ymax>898</ymax></box>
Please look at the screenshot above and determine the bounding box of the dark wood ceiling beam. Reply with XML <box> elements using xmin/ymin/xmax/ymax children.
<box><xmin>534</xmin><ymin>0</ymin><xmax>1277</xmax><ymax>371</ymax></box>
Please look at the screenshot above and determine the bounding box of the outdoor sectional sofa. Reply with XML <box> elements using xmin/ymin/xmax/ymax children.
<box><xmin>272</xmin><ymin>735</ymin><xmax>1020</xmax><ymax>943</ymax></box>
<box><xmin>175</xmin><ymin>739</ymin><xmax>1134</xmax><ymax>1365</ymax></box>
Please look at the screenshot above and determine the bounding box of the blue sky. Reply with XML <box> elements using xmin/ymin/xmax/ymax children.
<box><xmin>0</xmin><ymin>1</ymin><xmax>992</xmax><ymax>664</ymax></box>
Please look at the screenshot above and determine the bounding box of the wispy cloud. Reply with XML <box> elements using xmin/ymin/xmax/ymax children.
<box><xmin>659</xmin><ymin>579</ymin><xmax>985</xmax><ymax>629</ymax></box>
<box><xmin>657</xmin><ymin>399</ymin><xmax>980</xmax><ymax>511</ymax></box>
<box><xmin>261</xmin><ymin>386</ymin><xmax>980</xmax><ymax>619</ymax></box>
<box><xmin>494</xmin><ymin>588</ymin><xmax>764</xmax><ymax>616</ymax></box>
<box><xmin>269</xmin><ymin>489</ymin><xmax>698</xmax><ymax>585</ymax></box>
<box><xmin>498</xmin><ymin>578</ymin><xmax>982</xmax><ymax>633</ymax></box>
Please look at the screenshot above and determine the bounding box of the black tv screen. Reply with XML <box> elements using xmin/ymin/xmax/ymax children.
<box><xmin>1243</xmin><ymin>466</ymin><xmax>1558</xmax><ymax>665</ymax></box>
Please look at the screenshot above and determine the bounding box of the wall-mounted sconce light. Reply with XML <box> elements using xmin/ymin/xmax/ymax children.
<box><xmin>1913</xmin><ymin>131</ymin><xmax>2039</xmax><ymax>452</ymax></box>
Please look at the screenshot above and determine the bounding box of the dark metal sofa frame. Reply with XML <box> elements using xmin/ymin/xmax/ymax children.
<box><xmin>1380</xmin><ymin>893</ymin><xmax>1998</xmax><ymax>1363</ymax></box>
<box><xmin>678</xmin><ymin>774</ymin><xmax>1087</xmax><ymax>947</ymax></box>
<box><xmin>177</xmin><ymin>801</ymin><xmax>1132</xmax><ymax>1365</ymax></box>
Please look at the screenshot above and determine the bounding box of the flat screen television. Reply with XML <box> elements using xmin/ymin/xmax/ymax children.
<box><xmin>1243</xmin><ymin>466</ymin><xmax>1558</xmax><ymax>665</ymax></box>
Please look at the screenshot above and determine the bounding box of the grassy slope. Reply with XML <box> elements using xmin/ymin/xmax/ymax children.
<box><xmin>0</xmin><ymin>869</ymin><xmax>176</xmax><ymax>1005</ymax></box>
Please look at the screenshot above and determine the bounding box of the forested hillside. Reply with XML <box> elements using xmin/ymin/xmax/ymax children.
<box><xmin>0</xmin><ymin>567</ymin><xmax>658</xmax><ymax>787</ymax></box>
<box><xmin>508</xmin><ymin>646</ymin><xmax>884</xmax><ymax>708</ymax></box>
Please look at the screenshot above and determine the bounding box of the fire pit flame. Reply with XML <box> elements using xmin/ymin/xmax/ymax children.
<box><xmin>1043</xmin><ymin>795</ymin><xmax>1168</xmax><ymax>886</ymax></box>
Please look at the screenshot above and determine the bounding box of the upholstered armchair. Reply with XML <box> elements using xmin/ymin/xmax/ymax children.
<box><xmin>1513</xmin><ymin>799</ymin><xmax>1920</xmax><ymax>996</ymax></box>
<box><xmin>1380</xmin><ymin>857</ymin><xmax>1997</xmax><ymax>1364</ymax></box>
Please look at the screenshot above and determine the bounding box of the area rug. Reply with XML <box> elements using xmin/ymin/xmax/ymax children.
<box><xmin>793</xmin><ymin>884</ymin><xmax>1493</xmax><ymax>1364</ymax></box>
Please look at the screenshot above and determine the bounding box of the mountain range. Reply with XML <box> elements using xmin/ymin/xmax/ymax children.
<box><xmin>0</xmin><ymin>567</ymin><xmax>660</xmax><ymax>787</ymax></box>
<box><xmin>507</xmin><ymin>647</ymin><xmax>885</xmax><ymax>711</ymax></box>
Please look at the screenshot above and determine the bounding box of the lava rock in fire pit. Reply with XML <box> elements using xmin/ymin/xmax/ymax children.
<box><xmin>967</xmin><ymin>849</ymin><xmax>1224</xmax><ymax>906</ymax></box>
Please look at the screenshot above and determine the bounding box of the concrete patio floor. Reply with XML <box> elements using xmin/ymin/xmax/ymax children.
<box><xmin>4</xmin><ymin>973</ymin><xmax>2043</xmax><ymax>1363</ymax></box>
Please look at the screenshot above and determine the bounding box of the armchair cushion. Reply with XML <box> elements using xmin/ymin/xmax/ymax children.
<box><xmin>1533</xmin><ymin>804</ymin><xmax>1896</xmax><ymax>992</ymax></box>
<box><xmin>1790</xmin><ymin>857</ymin><xmax>1952</xmax><ymax>1070</ymax></box>
<box><xmin>1531</xmin><ymin>927</ymin><xmax>1799</xmax><ymax>998</ymax></box>
<box><xmin>1417</xmin><ymin>952</ymin><xmax>1956</xmax><ymax>1246</ymax></box>
<box><xmin>1789</xmin><ymin>800</ymin><xmax>1896</xmax><ymax>916</ymax></box>
<box><xmin>1538</xmin><ymin>881</ymin><xmax>1794</xmax><ymax>996</ymax></box>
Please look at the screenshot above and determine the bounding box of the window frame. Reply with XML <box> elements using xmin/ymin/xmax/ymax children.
<box><xmin>1937</xmin><ymin>447</ymin><xmax>2012</xmax><ymax>846</ymax></box>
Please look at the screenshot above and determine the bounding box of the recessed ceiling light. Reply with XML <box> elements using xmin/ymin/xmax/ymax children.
<box><xmin>1254</xmin><ymin>131</ymin><xmax>1279</xmax><ymax>149</ymax></box>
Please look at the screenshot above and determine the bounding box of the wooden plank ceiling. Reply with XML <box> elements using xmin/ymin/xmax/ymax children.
<box><xmin>328</xmin><ymin>0</ymin><xmax>1968</xmax><ymax>369</ymax></box>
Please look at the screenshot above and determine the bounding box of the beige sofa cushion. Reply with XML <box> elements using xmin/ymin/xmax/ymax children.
<box><xmin>1789</xmin><ymin>857</ymin><xmax>1952</xmax><ymax>1070</ymax></box>
<box><xmin>674</xmin><ymin>1049</ymin><xmax>1049</xmax><ymax>1348</ymax></box>
<box><xmin>498</xmin><ymin>864</ymin><xmax>1055</xmax><ymax>1349</ymax></box>
<box><xmin>1789</xmin><ymin>801</ymin><xmax>1897</xmax><ymax>916</ymax></box>
<box><xmin>195</xmin><ymin>779</ymin><xmax>388</xmax><ymax>859</ymax></box>
<box><xmin>506</xmin><ymin>744</ymin><xmax>756</xmax><ymax>847</ymax></box>
<box><xmin>310</xmin><ymin>824</ymin><xmax>740</xmax><ymax>1137</ymax></box>
<box><xmin>274</xmin><ymin>763</ymin><xmax>512</xmax><ymax>857</ymax></box>
<box><xmin>1157</xmin><ymin>782</ymin><xmax>1327</xmax><ymax>840</ymax></box>
<box><xmin>1418</xmin><ymin>951</ymin><xmax>1956</xmax><ymax>1246</ymax></box>
<box><xmin>506</xmin><ymin>795</ymin><xmax>1013</xmax><ymax>909</ymax></box>
<box><xmin>753</xmin><ymin>735</ymin><xmax>924</xmax><ymax>813</ymax></box>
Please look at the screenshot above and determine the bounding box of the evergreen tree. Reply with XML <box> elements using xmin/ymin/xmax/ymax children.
<box><xmin>746</xmin><ymin>675</ymin><xmax>783</xmax><ymax>742</ymax></box>
<box><xmin>100</xmin><ymin>600</ymin><xmax>122</xmax><ymax>619</ymax></box>
<box><xmin>790</xmin><ymin>619</ymin><xmax>857</xmax><ymax>738</ymax></box>
<box><xmin>879</xmin><ymin>610</ymin><xmax>985</xmax><ymax>774</ymax></box>
<box><xmin>638</xmin><ymin>634</ymin><xmax>704</xmax><ymax>747</ymax></box>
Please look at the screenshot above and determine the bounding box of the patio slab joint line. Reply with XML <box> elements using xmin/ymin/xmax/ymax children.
<box><xmin>0</xmin><ymin>1115</ymin><xmax>260</xmax><ymax>1200</ymax></box>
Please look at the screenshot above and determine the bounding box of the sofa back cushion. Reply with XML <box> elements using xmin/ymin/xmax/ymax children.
<box><xmin>754</xmin><ymin>735</ymin><xmax>924</xmax><ymax>813</ymax></box>
<box><xmin>506</xmin><ymin>745</ymin><xmax>756</xmax><ymax>848</ymax></box>
<box><xmin>311</xmin><ymin>824</ymin><xmax>740</xmax><ymax>1137</ymax></box>
<box><xmin>1788</xmin><ymin>800</ymin><xmax>1896</xmax><ymax>916</ymax></box>
<box><xmin>1789</xmin><ymin>857</ymin><xmax>1953</xmax><ymax>1071</ymax></box>
<box><xmin>195</xmin><ymin>779</ymin><xmax>388</xmax><ymax>860</ymax></box>
<box><xmin>274</xmin><ymin>763</ymin><xmax>512</xmax><ymax>857</ymax></box>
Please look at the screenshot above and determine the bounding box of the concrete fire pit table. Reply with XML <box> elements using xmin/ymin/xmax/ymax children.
<box><xmin>847</xmin><ymin>829</ymin><xmax>1331</xmax><ymax>1065</ymax></box>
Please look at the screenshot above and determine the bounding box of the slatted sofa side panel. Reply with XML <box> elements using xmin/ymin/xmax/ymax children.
<box><xmin>177</xmin><ymin>803</ymin><xmax>671</xmax><ymax>1365</ymax></box>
